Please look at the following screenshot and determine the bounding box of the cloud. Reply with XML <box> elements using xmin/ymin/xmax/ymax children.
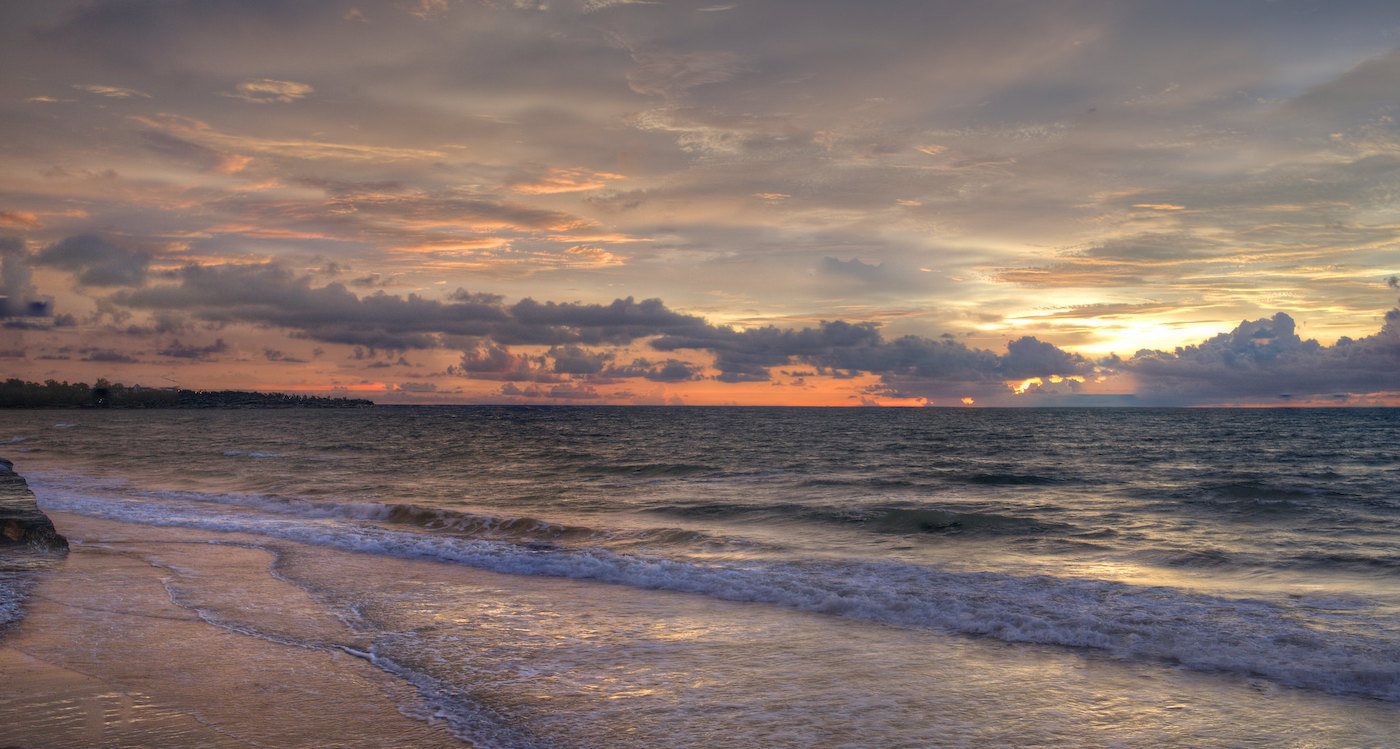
<box><xmin>82</xmin><ymin>348</ymin><xmax>138</xmax><ymax>363</ymax></box>
<box><xmin>625</xmin><ymin>48</ymin><xmax>747</xmax><ymax>100</ymax></box>
<box><xmin>816</xmin><ymin>256</ymin><xmax>935</xmax><ymax>292</ymax></box>
<box><xmin>0</xmin><ymin>237</ymin><xmax>51</xmax><ymax>318</ymax></box>
<box><xmin>996</xmin><ymin>233</ymin><xmax>1227</xmax><ymax>288</ymax></box>
<box><xmin>511</xmin><ymin>167</ymin><xmax>626</xmax><ymax>195</ymax></box>
<box><xmin>157</xmin><ymin>338</ymin><xmax>229</xmax><ymax>360</ymax></box>
<box><xmin>0</xmin><ymin>212</ymin><xmax>42</xmax><ymax>230</ymax></box>
<box><xmin>1125</xmin><ymin>305</ymin><xmax>1400</xmax><ymax>403</ymax></box>
<box><xmin>601</xmin><ymin>357</ymin><xmax>702</xmax><ymax>382</ymax></box>
<box><xmin>500</xmin><ymin>382</ymin><xmax>604</xmax><ymax>400</ymax></box>
<box><xmin>263</xmin><ymin>348</ymin><xmax>307</xmax><ymax>363</ymax></box>
<box><xmin>225</xmin><ymin>79</ymin><xmax>314</xmax><ymax>104</ymax></box>
<box><xmin>139</xmin><ymin>130</ymin><xmax>251</xmax><ymax>173</ymax></box>
<box><xmin>404</xmin><ymin>0</ymin><xmax>451</xmax><ymax>19</ymax></box>
<box><xmin>548</xmin><ymin>344</ymin><xmax>612</xmax><ymax>374</ymax></box>
<box><xmin>99</xmin><ymin>261</ymin><xmax>1089</xmax><ymax>396</ymax></box>
<box><xmin>653</xmin><ymin>318</ymin><xmax>1092</xmax><ymax>394</ymax></box>
<box><xmin>452</xmin><ymin>343</ymin><xmax>560</xmax><ymax>381</ymax></box>
<box><xmin>74</xmin><ymin>256</ymin><xmax>1400</xmax><ymax>404</ymax></box>
<box><xmin>73</xmin><ymin>84</ymin><xmax>149</xmax><ymax>98</ymax></box>
<box><xmin>115</xmin><ymin>263</ymin><xmax>506</xmax><ymax>350</ymax></box>
<box><xmin>1285</xmin><ymin>49</ymin><xmax>1400</xmax><ymax>126</ymax></box>
<box><xmin>111</xmin><ymin>263</ymin><xmax>718</xmax><ymax>353</ymax></box>
<box><xmin>36</xmin><ymin>234</ymin><xmax>153</xmax><ymax>287</ymax></box>
<box><xmin>498</xmin><ymin>296</ymin><xmax>709</xmax><ymax>345</ymax></box>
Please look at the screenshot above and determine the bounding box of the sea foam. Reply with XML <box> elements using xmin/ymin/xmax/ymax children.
<box><xmin>30</xmin><ymin>473</ymin><xmax>1400</xmax><ymax>703</ymax></box>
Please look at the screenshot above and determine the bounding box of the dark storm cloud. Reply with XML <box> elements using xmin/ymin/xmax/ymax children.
<box><xmin>36</xmin><ymin>234</ymin><xmax>153</xmax><ymax>287</ymax></box>
<box><xmin>1126</xmin><ymin>305</ymin><xmax>1400</xmax><ymax>402</ymax></box>
<box><xmin>157</xmin><ymin>338</ymin><xmax>229</xmax><ymax>360</ymax></box>
<box><xmin>601</xmin><ymin>357</ymin><xmax>702</xmax><ymax>383</ymax></box>
<box><xmin>0</xmin><ymin>236</ymin><xmax>51</xmax><ymax>318</ymax></box>
<box><xmin>82</xmin><ymin>348</ymin><xmax>138</xmax><ymax>363</ymax></box>
<box><xmin>547</xmin><ymin>345</ymin><xmax>612</xmax><ymax>375</ymax></box>
<box><xmin>653</xmin><ymin>319</ymin><xmax>1093</xmax><ymax>390</ymax></box>
<box><xmin>499</xmin><ymin>382</ymin><xmax>603</xmax><ymax>400</ymax></box>
<box><xmin>653</xmin><ymin>320</ymin><xmax>885</xmax><ymax>382</ymax></box>
<box><xmin>100</xmin><ymin>262</ymin><xmax>1089</xmax><ymax>392</ymax></box>
<box><xmin>263</xmin><ymin>348</ymin><xmax>307</xmax><ymax>363</ymax></box>
<box><xmin>92</xmin><ymin>259</ymin><xmax>1400</xmax><ymax>402</ymax></box>
<box><xmin>113</xmin><ymin>263</ymin><xmax>510</xmax><ymax>350</ymax></box>
<box><xmin>451</xmin><ymin>343</ymin><xmax>561</xmax><ymax>382</ymax></box>
<box><xmin>111</xmin><ymin>263</ymin><xmax>711</xmax><ymax>354</ymax></box>
<box><xmin>498</xmin><ymin>297</ymin><xmax>708</xmax><ymax>345</ymax></box>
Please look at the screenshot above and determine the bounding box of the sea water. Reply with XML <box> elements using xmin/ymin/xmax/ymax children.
<box><xmin>1</xmin><ymin>407</ymin><xmax>1398</xmax><ymax>747</ymax></box>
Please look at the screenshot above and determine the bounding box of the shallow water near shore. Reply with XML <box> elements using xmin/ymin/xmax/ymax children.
<box><xmin>2</xmin><ymin>407</ymin><xmax>1399</xmax><ymax>747</ymax></box>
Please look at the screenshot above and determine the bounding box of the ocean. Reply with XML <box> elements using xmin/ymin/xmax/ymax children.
<box><xmin>2</xmin><ymin>407</ymin><xmax>1398</xmax><ymax>747</ymax></box>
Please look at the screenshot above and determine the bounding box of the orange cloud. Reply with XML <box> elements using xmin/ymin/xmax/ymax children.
<box><xmin>1133</xmin><ymin>203</ymin><xmax>1186</xmax><ymax>211</ymax></box>
<box><xmin>512</xmin><ymin>168</ymin><xmax>626</xmax><ymax>195</ymax></box>
<box><xmin>0</xmin><ymin>211</ymin><xmax>41</xmax><ymax>229</ymax></box>
<box><xmin>74</xmin><ymin>84</ymin><xmax>150</xmax><ymax>99</ymax></box>
<box><xmin>216</xmin><ymin>154</ymin><xmax>254</xmax><ymax>174</ymax></box>
<box><xmin>225</xmin><ymin>79</ymin><xmax>314</xmax><ymax>104</ymax></box>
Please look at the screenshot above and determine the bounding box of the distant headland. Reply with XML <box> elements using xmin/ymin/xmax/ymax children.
<box><xmin>0</xmin><ymin>379</ymin><xmax>374</xmax><ymax>409</ymax></box>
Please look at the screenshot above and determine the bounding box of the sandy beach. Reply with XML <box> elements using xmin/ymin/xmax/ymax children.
<box><xmin>0</xmin><ymin>512</ymin><xmax>468</xmax><ymax>749</ymax></box>
<box><xmin>7</xmin><ymin>503</ymin><xmax>1400</xmax><ymax>748</ymax></box>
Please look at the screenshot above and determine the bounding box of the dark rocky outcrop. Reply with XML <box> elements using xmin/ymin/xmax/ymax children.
<box><xmin>0</xmin><ymin>458</ymin><xmax>67</xmax><ymax>552</ymax></box>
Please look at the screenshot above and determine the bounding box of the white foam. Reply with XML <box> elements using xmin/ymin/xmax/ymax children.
<box><xmin>0</xmin><ymin>573</ymin><xmax>33</xmax><ymax>630</ymax></box>
<box><xmin>31</xmin><ymin>476</ymin><xmax>1400</xmax><ymax>702</ymax></box>
<box><xmin>28</xmin><ymin>472</ymin><xmax>719</xmax><ymax>549</ymax></box>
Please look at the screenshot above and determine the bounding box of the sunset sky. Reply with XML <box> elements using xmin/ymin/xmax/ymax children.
<box><xmin>2</xmin><ymin>0</ymin><xmax>1398</xmax><ymax>405</ymax></box>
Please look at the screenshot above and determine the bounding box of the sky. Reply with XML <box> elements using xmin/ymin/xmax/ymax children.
<box><xmin>1</xmin><ymin>0</ymin><xmax>1398</xmax><ymax>406</ymax></box>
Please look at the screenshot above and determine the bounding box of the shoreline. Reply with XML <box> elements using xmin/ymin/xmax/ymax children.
<box><xmin>0</xmin><ymin>512</ymin><xmax>470</xmax><ymax>749</ymax></box>
<box><xmin>4</xmin><ymin>422</ymin><xmax>1399</xmax><ymax>748</ymax></box>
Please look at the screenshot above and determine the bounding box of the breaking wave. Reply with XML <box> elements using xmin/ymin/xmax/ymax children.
<box><xmin>33</xmin><ymin>478</ymin><xmax>1400</xmax><ymax>702</ymax></box>
<box><xmin>646</xmin><ymin>501</ymin><xmax>1075</xmax><ymax>537</ymax></box>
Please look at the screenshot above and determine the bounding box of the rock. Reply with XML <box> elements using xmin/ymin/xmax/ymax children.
<box><xmin>0</xmin><ymin>458</ymin><xmax>67</xmax><ymax>552</ymax></box>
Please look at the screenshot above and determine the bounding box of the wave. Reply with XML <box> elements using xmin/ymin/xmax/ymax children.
<box><xmin>35</xmin><ymin>481</ymin><xmax>1400</xmax><ymax>702</ymax></box>
<box><xmin>222</xmin><ymin>450</ymin><xmax>285</xmax><ymax>459</ymax></box>
<box><xmin>1172</xmin><ymin>480</ymin><xmax>1357</xmax><ymax>505</ymax></box>
<box><xmin>0</xmin><ymin>553</ymin><xmax>56</xmax><ymax>632</ymax></box>
<box><xmin>1128</xmin><ymin>547</ymin><xmax>1238</xmax><ymax>568</ymax></box>
<box><xmin>575</xmin><ymin>462</ymin><xmax>716</xmax><ymax>477</ymax></box>
<box><xmin>799</xmin><ymin>477</ymin><xmax>928</xmax><ymax>490</ymax></box>
<box><xmin>1</xmin><ymin>435</ymin><xmax>32</xmax><ymax>445</ymax></box>
<box><xmin>1287</xmin><ymin>552</ymin><xmax>1400</xmax><ymax>572</ymax></box>
<box><xmin>1136</xmin><ymin>480</ymin><xmax>1364</xmax><ymax>520</ymax></box>
<box><xmin>646</xmin><ymin>501</ymin><xmax>1072</xmax><ymax>537</ymax></box>
<box><xmin>797</xmin><ymin>472</ymin><xmax>1065</xmax><ymax>490</ymax></box>
<box><xmin>961</xmin><ymin>473</ymin><xmax>1061</xmax><ymax>486</ymax></box>
<box><xmin>29</xmin><ymin>475</ymin><xmax>722</xmax><ymax>550</ymax></box>
<box><xmin>0</xmin><ymin>573</ymin><xmax>31</xmax><ymax>631</ymax></box>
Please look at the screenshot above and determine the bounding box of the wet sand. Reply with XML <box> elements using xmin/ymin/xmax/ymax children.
<box><xmin>0</xmin><ymin>512</ymin><xmax>468</xmax><ymax>749</ymax></box>
<box><xmin>6</xmin><ymin>510</ymin><xmax>1400</xmax><ymax>748</ymax></box>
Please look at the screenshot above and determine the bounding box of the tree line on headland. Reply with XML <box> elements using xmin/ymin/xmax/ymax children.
<box><xmin>0</xmin><ymin>379</ymin><xmax>374</xmax><ymax>409</ymax></box>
